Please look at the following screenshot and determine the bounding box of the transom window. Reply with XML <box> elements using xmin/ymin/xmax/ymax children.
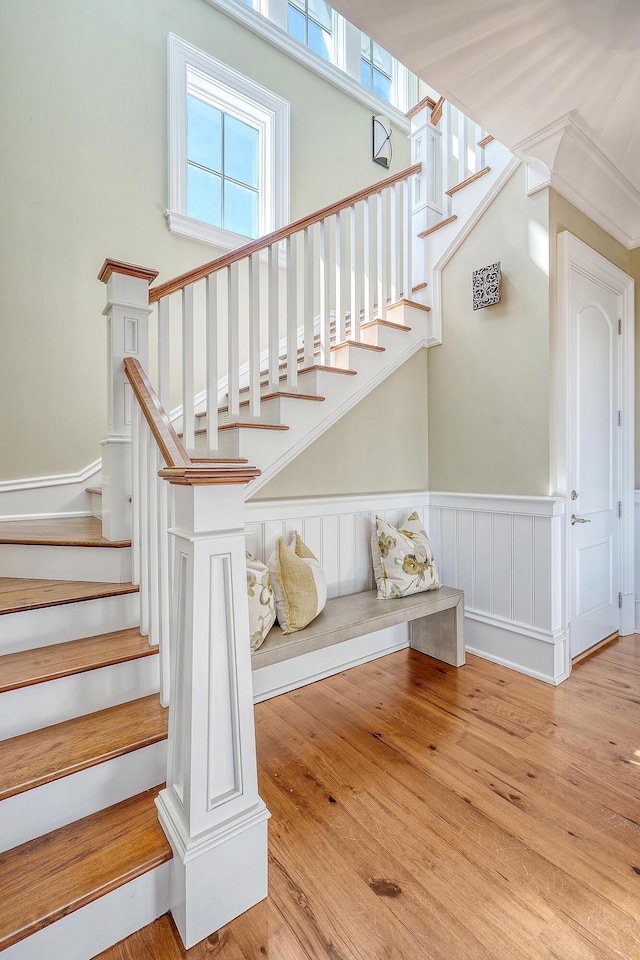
<box><xmin>187</xmin><ymin>95</ymin><xmax>260</xmax><ymax>238</ymax></box>
<box><xmin>287</xmin><ymin>0</ymin><xmax>333</xmax><ymax>61</ymax></box>
<box><xmin>360</xmin><ymin>34</ymin><xmax>392</xmax><ymax>103</ymax></box>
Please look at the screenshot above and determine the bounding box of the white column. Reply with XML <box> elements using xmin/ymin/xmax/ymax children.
<box><xmin>156</xmin><ymin>472</ymin><xmax>269</xmax><ymax>949</ymax></box>
<box><xmin>98</xmin><ymin>259</ymin><xmax>157</xmax><ymax>542</ymax></box>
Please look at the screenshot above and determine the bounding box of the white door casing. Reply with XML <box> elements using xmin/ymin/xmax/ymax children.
<box><xmin>555</xmin><ymin>231</ymin><xmax>635</xmax><ymax>660</ymax></box>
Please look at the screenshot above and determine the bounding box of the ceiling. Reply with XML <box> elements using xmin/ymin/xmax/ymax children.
<box><xmin>332</xmin><ymin>0</ymin><xmax>640</xmax><ymax>247</ymax></box>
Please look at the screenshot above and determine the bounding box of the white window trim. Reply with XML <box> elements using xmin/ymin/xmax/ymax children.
<box><xmin>200</xmin><ymin>0</ymin><xmax>411</xmax><ymax>133</ymax></box>
<box><xmin>167</xmin><ymin>33</ymin><xmax>290</xmax><ymax>248</ymax></box>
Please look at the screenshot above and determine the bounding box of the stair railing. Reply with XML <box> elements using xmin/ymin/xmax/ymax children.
<box><xmin>122</xmin><ymin>352</ymin><xmax>269</xmax><ymax>948</ymax></box>
<box><xmin>146</xmin><ymin>162</ymin><xmax>421</xmax><ymax>458</ymax></box>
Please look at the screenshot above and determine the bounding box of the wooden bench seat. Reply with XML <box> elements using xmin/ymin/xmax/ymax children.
<box><xmin>252</xmin><ymin>585</ymin><xmax>465</xmax><ymax>672</ymax></box>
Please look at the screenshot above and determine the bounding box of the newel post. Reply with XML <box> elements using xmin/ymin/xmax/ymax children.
<box><xmin>98</xmin><ymin>259</ymin><xmax>159</xmax><ymax>542</ymax></box>
<box><xmin>155</xmin><ymin>466</ymin><xmax>270</xmax><ymax>948</ymax></box>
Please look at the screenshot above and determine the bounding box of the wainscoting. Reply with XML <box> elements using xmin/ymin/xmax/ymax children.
<box><xmin>246</xmin><ymin>490</ymin><xmax>570</xmax><ymax>691</ymax></box>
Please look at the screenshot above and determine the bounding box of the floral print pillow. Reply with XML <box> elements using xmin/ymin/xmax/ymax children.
<box><xmin>371</xmin><ymin>512</ymin><xmax>441</xmax><ymax>599</ymax></box>
<box><xmin>247</xmin><ymin>552</ymin><xmax>277</xmax><ymax>651</ymax></box>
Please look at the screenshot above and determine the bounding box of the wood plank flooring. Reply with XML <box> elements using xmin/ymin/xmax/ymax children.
<box><xmin>0</xmin><ymin>516</ymin><xmax>130</xmax><ymax>547</ymax></box>
<box><xmin>99</xmin><ymin>638</ymin><xmax>640</xmax><ymax>959</ymax></box>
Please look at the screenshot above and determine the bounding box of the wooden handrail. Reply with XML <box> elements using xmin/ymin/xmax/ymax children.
<box><xmin>124</xmin><ymin>358</ymin><xmax>191</xmax><ymax>468</ymax></box>
<box><xmin>406</xmin><ymin>95</ymin><xmax>437</xmax><ymax>121</ymax></box>
<box><xmin>149</xmin><ymin>163</ymin><xmax>422</xmax><ymax>304</ymax></box>
<box><xmin>431</xmin><ymin>97</ymin><xmax>445</xmax><ymax>125</ymax></box>
<box><xmin>124</xmin><ymin>357</ymin><xmax>262</xmax><ymax>485</ymax></box>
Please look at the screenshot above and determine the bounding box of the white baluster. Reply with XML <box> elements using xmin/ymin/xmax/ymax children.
<box><xmin>390</xmin><ymin>184</ymin><xmax>399</xmax><ymax>304</ymax></box>
<box><xmin>139</xmin><ymin>422</ymin><xmax>149</xmax><ymax>638</ymax></box>
<box><xmin>158</xmin><ymin>470</ymin><xmax>171</xmax><ymax>707</ymax></box>
<box><xmin>336</xmin><ymin>210</ymin><xmax>346</xmax><ymax>342</ymax></box>
<box><xmin>182</xmin><ymin>285</ymin><xmax>195</xmax><ymax>451</ymax></box>
<box><xmin>131</xmin><ymin>404</ymin><xmax>141</xmax><ymax>587</ymax></box>
<box><xmin>403</xmin><ymin>177</ymin><xmax>413</xmax><ymax>300</ymax></box>
<box><xmin>319</xmin><ymin>218</ymin><xmax>331</xmax><ymax>367</ymax></box>
<box><xmin>442</xmin><ymin>101</ymin><xmax>453</xmax><ymax>217</ymax></box>
<box><xmin>206</xmin><ymin>274</ymin><xmax>218</xmax><ymax>454</ymax></box>
<box><xmin>268</xmin><ymin>244</ymin><xmax>280</xmax><ymax>390</ymax></box>
<box><xmin>458</xmin><ymin>108</ymin><xmax>467</xmax><ymax>182</ymax></box>
<box><xmin>248</xmin><ymin>252</ymin><xmax>261</xmax><ymax>418</ymax></box>
<box><xmin>363</xmin><ymin>196</ymin><xmax>374</xmax><ymax>323</ymax></box>
<box><xmin>286</xmin><ymin>233</ymin><xmax>298</xmax><ymax>389</ymax></box>
<box><xmin>376</xmin><ymin>190</ymin><xmax>387</xmax><ymax>320</ymax></box>
<box><xmin>147</xmin><ymin>438</ymin><xmax>159</xmax><ymax>648</ymax></box>
<box><xmin>158</xmin><ymin>296</ymin><xmax>171</xmax><ymax>413</ymax></box>
<box><xmin>228</xmin><ymin>262</ymin><xmax>240</xmax><ymax>419</ymax></box>
<box><xmin>303</xmin><ymin>226</ymin><xmax>315</xmax><ymax>368</ymax></box>
<box><xmin>349</xmin><ymin>203</ymin><xmax>360</xmax><ymax>341</ymax></box>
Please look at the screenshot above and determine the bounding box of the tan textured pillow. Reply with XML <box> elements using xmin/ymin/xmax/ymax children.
<box><xmin>371</xmin><ymin>511</ymin><xmax>441</xmax><ymax>599</ymax></box>
<box><xmin>268</xmin><ymin>532</ymin><xmax>327</xmax><ymax>634</ymax></box>
<box><xmin>246</xmin><ymin>552</ymin><xmax>276</xmax><ymax>652</ymax></box>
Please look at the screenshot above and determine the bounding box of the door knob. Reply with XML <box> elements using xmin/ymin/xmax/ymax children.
<box><xmin>570</xmin><ymin>514</ymin><xmax>591</xmax><ymax>525</ymax></box>
<box><xmin>570</xmin><ymin>490</ymin><xmax>578</xmax><ymax>500</ymax></box>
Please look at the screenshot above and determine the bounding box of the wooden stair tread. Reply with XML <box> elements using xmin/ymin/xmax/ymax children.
<box><xmin>0</xmin><ymin>578</ymin><xmax>139</xmax><ymax>616</ymax></box>
<box><xmin>418</xmin><ymin>215</ymin><xmax>458</xmax><ymax>238</ymax></box>
<box><xmin>0</xmin><ymin>628</ymin><xmax>156</xmax><ymax>694</ymax></box>
<box><xmin>331</xmin><ymin>339</ymin><xmax>385</xmax><ymax>352</ymax></box>
<box><xmin>218</xmin><ymin>421</ymin><xmax>289</xmax><ymax>432</ymax></box>
<box><xmin>0</xmin><ymin>517</ymin><xmax>130</xmax><ymax>548</ymax></box>
<box><xmin>446</xmin><ymin>166</ymin><xmax>491</xmax><ymax>197</ymax></box>
<box><xmin>216</xmin><ymin>391</ymin><xmax>326</xmax><ymax>416</ymax></box>
<box><xmin>0</xmin><ymin>786</ymin><xmax>170</xmax><ymax>951</ymax></box>
<box><xmin>0</xmin><ymin>695</ymin><xmax>167</xmax><ymax>801</ymax></box>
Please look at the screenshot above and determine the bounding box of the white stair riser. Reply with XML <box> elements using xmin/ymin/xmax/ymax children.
<box><xmin>359</xmin><ymin>324</ymin><xmax>411</xmax><ymax>349</ymax></box>
<box><xmin>0</xmin><ymin>543</ymin><xmax>131</xmax><ymax>582</ymax></box>
<box><xmin>218</xmin><ymin>395</ymin><xmax>325</xmax><ymax>429</ymax></box>
<box><xmin>0</xmin><ymin>592</ymin><xmax>140</xmax><ymax>654</ymax></box>
<box><xmin>0</xmin><ymin>740</ymin><xmax>167</xmax><ymax>853</ymax></box>
<box><xmin>1</xmin><ymin>862</ymin><xmax>171</xmax><ymax>960</ymax></box>
<box><xmin>0</xmin><ymin>654</ymin><xmax>160</xmax><ymax>740</ymax></box>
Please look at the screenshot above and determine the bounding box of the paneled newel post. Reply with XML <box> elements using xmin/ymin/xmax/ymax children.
<box><xmin>155</xmin><ymin>464</ymin><xmax>270</xmax><ymax>949</ymax></box>
<box><xmin>98</xmin><ymin>259</ymin><xmax>158</xmax><ymax>542</ymax></box>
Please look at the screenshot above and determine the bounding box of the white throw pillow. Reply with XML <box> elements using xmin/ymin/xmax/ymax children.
<box><xmin>371</xmin><ymin>511</ymin><xmax>441</xmax><ymax>599</ymax></box>
<box><xmin>246</xmin><ymin>552</ymin><xmax>276</xmax><ymax>651</ymax></box>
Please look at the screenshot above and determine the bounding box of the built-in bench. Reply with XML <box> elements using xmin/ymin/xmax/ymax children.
<box><xmin>251</xmin><ymin>586</ymin><xmax>464</xmax><ymax>701</ymax></box>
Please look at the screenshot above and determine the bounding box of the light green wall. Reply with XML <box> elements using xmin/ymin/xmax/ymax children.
<box><xmin>0</xmin><ymin>0</ymin><xmax>410</xmax><ymax>481</ymax></box>
<box><xmin>427</xmin><ymin>165</ymin><xmax>551</xmax><ymax>495</ymax></box>
<box><xmin>252</xmin><ymin>349</ymin><xmax>429</xmax><ymax>500</ymax></box>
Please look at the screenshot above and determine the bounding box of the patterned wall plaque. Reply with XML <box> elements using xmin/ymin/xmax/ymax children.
<box><xmin>472</xmin><ymin>261</ymin><xmax>501</xmax><ymax>310</ymax></box>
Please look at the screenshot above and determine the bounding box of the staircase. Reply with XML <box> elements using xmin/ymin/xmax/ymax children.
<box><xmin>0</xmin><ymin>520</ymin><xmax>171</xmax><ymax>959</ymax></box>
<box><xmin>0</xmin><ymin>98</ymin><xmax>516</xmax><ymax>958</ymax></box>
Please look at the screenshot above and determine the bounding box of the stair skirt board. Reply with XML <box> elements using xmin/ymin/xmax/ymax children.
<box><xmin>1</xmin><ymin>862</ymin><xmax>171</xmax><ymax>960</ymax></box>
<box><xmin>252</xmin><ymin>623</ymin><xmax>410</xmax><ymax>703</ymax></box>
<box><xmin>0</xmin><ymin>544</ymin><xmax>132</xmax><ymax>583</ymax></box>
<box><xmin>0</xmin><ymin>740</ymin><xmax>167</xmax><ymax>854</ymax></box>
<box><xmin>0</xmin><ymin>654</ymin><xmax>160</xmax><ymax>740</ymax></box>
<box><xmin>1</xmin><ymin>592</ymin><xmax>140</xmax><ymax>653</ymax></box>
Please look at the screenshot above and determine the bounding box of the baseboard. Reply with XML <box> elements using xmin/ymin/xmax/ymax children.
<box><xmin>465</xmin><ymin>613</ymin><xmax>570</xmax><ymax>685</ymax></box>
<box><xmin>0</xmin><ymin>461</ymin><xmax>100</xmax><ymax>521</ymax></box>
<box><xmin>252</xmin><ymin>624</ymin><xmax>410</xmax><ymax>702</ymax></box>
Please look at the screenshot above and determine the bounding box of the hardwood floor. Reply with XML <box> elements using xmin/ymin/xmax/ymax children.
<box><xmin>97</xmin><ymin>638</ymin><xmax>640</xmax><ymax>959</ymax></box>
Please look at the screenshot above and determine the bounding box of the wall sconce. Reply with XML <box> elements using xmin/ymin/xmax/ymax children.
<box><xmin>372</xmin><ymin>115</ymin><xmax>392</xmax><ymax>168</ymax></box>
<box><xmin>472</xmin><ymin>262</ymin><xmax>502</xmax><ymax>310</ymax></box>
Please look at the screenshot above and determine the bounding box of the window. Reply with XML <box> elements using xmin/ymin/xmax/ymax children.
<box><xmin>360</xmin><ymin>34</ymin><xmax>392</xmax><ymax>103</ymax></box>
<box><xmin>168</xmin><ymin>35</ymin><xmax>290</xmax><ymax>248</ymax></box>
<box><xmin>287</xmin><ymin>0</ymin><xmax>333</xmax><ymax>61</ymax></box>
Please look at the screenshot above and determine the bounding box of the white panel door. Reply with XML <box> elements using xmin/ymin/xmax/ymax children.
<box><xmin>568</xmin><ymin>270</ymin><xmax>621</xmax><ymax>657</ymax></box>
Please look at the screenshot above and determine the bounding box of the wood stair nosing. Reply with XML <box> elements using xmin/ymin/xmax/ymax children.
<box><xmin>417</xmin><ymin>215</ymin><xmax>458</xmax><ymax>238</ymax></box>
<box><xmin>330</xmin><ymin>339</ymin><xmax>385</xmax><ymax>353</ymax></box>
<box><xmin>0</xmin><ymin>517</ymin><xmax>130</xmax><ymax>549</ymax></box>
<box><xmin>0</xmin><ymin>627</ymin><xmax>155</xmax><ymax>695</ymax></box>
<box><xmin>0</xmin><ymin>785</ymin><xmax>171</xmax><ymax>952</ymax></box>
<box><xmin>445</xmin><ymin>166</ymin><xmax>491</xmax><ymax>197</ymax></box>
<box><xmin>0</xmin><ymin>578</ymin><xmax>139</xmax><ymax>617</ymax></box>
<box><xmin>0</xmin><ymin>694</ymin><xmax>168</xmax><ymax>802</ymax></box>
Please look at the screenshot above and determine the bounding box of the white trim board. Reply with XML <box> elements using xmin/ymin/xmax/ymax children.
<box><xmin>0</xmin><ymin>461</ymin><xmax>100</xmax><ymax>522</ymax></box>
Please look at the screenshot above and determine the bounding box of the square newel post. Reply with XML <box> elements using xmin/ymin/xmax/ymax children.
<box><xmin>155</xmin><ymin>464</ymin><xmax>270</xmax><ymax>949</ymax></box>
<box><xmin>98</xmin><ymin>258</ymin><xmax>159</xmax><ymax>542</ymax></box>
